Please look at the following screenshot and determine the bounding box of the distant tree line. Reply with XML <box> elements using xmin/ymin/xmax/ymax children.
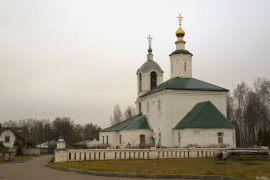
<box><xmin>227</xmin><ymin>77</ymin><xmax>270</xmax><ymax>147</ymax></box>
<box><xmin>1</xmin><ymin>117</ymin><xmax>101</xmax><ymax>146</ymax></box>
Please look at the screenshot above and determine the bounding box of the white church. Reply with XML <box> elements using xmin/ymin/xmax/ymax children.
<box><xmin>100</xmin><ymin>15</ymin><xmax>236</xmax><ymax>148</ymax></box>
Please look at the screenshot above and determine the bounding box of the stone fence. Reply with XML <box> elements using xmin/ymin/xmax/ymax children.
<box><xmin>55</xmin><ymin>147</ymin><xmax>226</xmax><ymax>162</ymax></box>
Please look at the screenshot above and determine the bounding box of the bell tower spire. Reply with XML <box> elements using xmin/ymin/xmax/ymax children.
<box><xmin>147</xmin><ymin>35</ymin><xmax>153</xmax><ymax>61</ymax></box>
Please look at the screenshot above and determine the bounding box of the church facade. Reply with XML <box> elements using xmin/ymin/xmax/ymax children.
<box><xmin>100</xmin><ymin>15</ymin><xmax>236</xmax><ymax>148</ymax></box>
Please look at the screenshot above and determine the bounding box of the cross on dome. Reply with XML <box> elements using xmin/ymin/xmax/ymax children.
<box><xmin>147</xmin><ymin>35</ymin><xmax>153</xmax><ymax>54</ymax></box>
<box><xmin>175</xmin><ymin>14</ymin><xmax>185</xmax><ymax>42</ymax></box>
<box><xmin>177</xmin><ymin>14</ymin><xmax>183</xmax><ymax>26</ymax></box>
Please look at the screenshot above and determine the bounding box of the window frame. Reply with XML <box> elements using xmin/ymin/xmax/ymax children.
<box><xmin>218</xmin><ymin>132</ymin><xmax>223</xmax><ymax>144</ymax></box>
<box><xmin>119</xmin><ymin>135</ymin><xmax>122</xmax><ymax>144</ymax></box>
<box><xmin>5</xmin><ymin>136</ymin><xmax>10</xmax><ymax>143</ymax></box>
<box><xmin>178</xmin><ymin>132</ymin><xmax>181</xmax><ymax>144</ymax></box>
<box><xmin>140</xmin><ymin>134</ymin><xmax>145</xmax><ymax>145</ymax></box>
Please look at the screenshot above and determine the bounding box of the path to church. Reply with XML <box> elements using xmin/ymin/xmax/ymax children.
<box><xmin>0</xmin><ymin>155</ymin><xmax>198</xmax><ymax>180</ymax></box>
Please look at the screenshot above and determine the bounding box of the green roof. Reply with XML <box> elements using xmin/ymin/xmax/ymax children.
<box><xmin>140</xmin><ymin>77</ymin><xmax>229</xmax><ymax>98</ymax></box>
<box><xmin>101</xmin><ymin>114</ymin><xmax>150</xmax><ymax>132</ymax></box>
<box><xmin>175</xmin><ymin>101</ymin><xmax>235</xmax><ymax>129</ymax></box>
<box><xmin>169</xmin><ymin>49</ymin><xmax>193</xmax><ymax>56</ymax></box>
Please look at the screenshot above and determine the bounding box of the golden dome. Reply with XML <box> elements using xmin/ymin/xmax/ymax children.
<box><xmin>175</xmin><ymin>14</ymin><xmax>186</xmax><ymax>42</ymax></box>
<box><xmin>176</xmin><ymin>27</ymin><xmax>185</xmax><ymax>38</ymax></box>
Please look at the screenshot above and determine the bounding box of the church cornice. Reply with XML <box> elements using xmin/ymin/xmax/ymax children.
<box><xmin>169</xmin><ymin>49</ymin><xmax>193</xmax><ymax>56</ymax></box>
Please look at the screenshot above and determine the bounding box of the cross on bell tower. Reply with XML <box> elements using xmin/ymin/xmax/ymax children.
<box><xmin>147</xmin><ymin>35</ymin><xmax>153</xmax><ymax>54</ymax></box>
<box><xmin>147</xmin><ymin>35</ymin><xmax>153</xmax><ymax>61</ymax></box>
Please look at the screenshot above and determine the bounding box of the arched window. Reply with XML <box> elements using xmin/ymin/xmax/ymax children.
<box><xmin>150</xmin><ymin>71</ymin><xmax>157</xmax><ymax>90</ymax></box>
<box><xmin>139</xmin><ymin>101</ymin><xmax>142</xmax><ymax>114</ymax></box>
<box><xmin>184</xmin><ymin>62</ymin><xmax>187</xmax><ymax>72</ymax></box>
<box><xmin>139</xmin><ymin>73</ymin><xmax>142</xmax><ymax>92</ymax></box>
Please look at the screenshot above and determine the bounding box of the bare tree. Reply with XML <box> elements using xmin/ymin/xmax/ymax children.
<box><xmin>110</xmin><ymin>104</ymin><xmax>123</xmax><ymax>125</ymax></box>
<box><xmin>226</xmin><ymin>93</ymin><xmax>234</xmax><ymax>122</ymax></box>
<box><xmin>123</xmin><ymin>106</ymin><xmax>135</xmax><ymax>120</ymax></box>
<box><xmin>52</xmin><ymin>117</ymin><xmax>75</xmax><ymax>142</ymax></box>
<box><xmin>233</xmin><ymin>81</ymin><xmax>250</xmax><ymax>146</ymax></box>
<box><xmin>253</xmin><ymin>77</ymin><xmax>270</xmax><ymax>127</ymax></box>
<box><xmin>84</xmin><ymin>123</ymin><xmax>101</xmax><ymax>140</ymax></box>
<box><xmin>245</xmin><ymin>91</ymin><xmax>261</xmax><ymax>145</ymax></box>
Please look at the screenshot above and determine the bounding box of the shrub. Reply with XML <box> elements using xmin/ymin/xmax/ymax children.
<box><xmin>16</xmin><ymin>146</ymin><xmax>22</xmax><ymax>156</ymax></box>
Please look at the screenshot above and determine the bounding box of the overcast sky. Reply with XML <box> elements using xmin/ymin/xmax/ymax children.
<box><xmin>0</xmin><ymin>0</ymin><xmax>270</xmax><ymax>128</ymax></box>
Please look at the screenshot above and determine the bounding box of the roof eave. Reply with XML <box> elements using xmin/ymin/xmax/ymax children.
<box><xmin>140</xmin><ymin>88</ymin><xmax>228</xmax><ymax>98</ymax></box>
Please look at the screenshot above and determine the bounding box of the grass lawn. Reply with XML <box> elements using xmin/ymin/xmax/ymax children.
<box><xmin>0</xmin><ymin>156</ymin><xmax>29</xmax><ymax>162</ymax></box>
<box><xmin>52</xmin><ymin>158</ymin><xmax>270</xmax><ymax>180</ymax></box>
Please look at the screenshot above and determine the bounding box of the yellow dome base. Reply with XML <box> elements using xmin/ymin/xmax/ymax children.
<box><xmin>175</xmin><ymin>39</ymin><xmax>186</xmax><ymax>43</ymax></box>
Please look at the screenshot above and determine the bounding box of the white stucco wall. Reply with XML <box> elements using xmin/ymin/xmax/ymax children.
<box><xmin>99</xmin><ymin>129</ymin><xmax>153</xmax><ymax>148</ymax></box>
<box><xmin>119</xmin><ymin>130</ymin><xmax>153</xmax><ymax>148</ymax></box>
<box><xmin>176</xmin><ymin>41</ymin><xmax>185</xmax><ymax>50</ymax></box>
<box><xmin>57</xmin><ymin>139</ymin><xmax>66</xmax><ymax>149</ymax></box>
<box><xmin>140</xmin><ymin>89</ymin><xmax>229</xmax><ymax>147</ymax></box>
<box><xmin>170</xmin><ymin>53</ymin><xmax>192</xmax><ymax>78</ymax></box>
<box><xmin>173</xmin><ymin>128</ymin><xmax>236</xmax><ymax>148</ymax></box>
<box><xmin>99</xmin><ymin>131</ymin><xmax>119</xmax><ymax>146</ymax></box>
<box><xmin>0</xmin><ymin>130</ymin><xmax>15</xmax><ymax>148</ymax></box>
<box><xmin>140</xmin><ymin>92</ymin><xmax>168</xmax><ymax>147</ymax></box>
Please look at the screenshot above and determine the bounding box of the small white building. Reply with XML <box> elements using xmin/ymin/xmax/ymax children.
<box><xmin>0</xmin><ymin>128</ymin><xmax>16</xmax><ymax>148</ymax></box>
<box><xmin>86</xmin><ymin>138</ymin><xmax>100</xmax><ymax>148</ymax></box>
<box><xmin>99</xmin><ymin>15</ymin><xmax>236</xmax><ymax>148</ymax></box>
<box><xmin>0</xmin><ymin>127</ymin><xmax>32</xmax><ymax>149</ymax></box>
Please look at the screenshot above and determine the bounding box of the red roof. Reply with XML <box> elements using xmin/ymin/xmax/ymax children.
<box><xmin>0</xmin><ymin>127</ymin><xmax>32</xmax><ymax>143</ymax></box>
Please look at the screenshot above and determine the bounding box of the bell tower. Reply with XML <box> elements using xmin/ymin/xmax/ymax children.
<box><xmin>136</xmin><ymin>36</ymin><xmax>163</xmax><ymax>114</ymax></box>
<box><xmin>137</xmin><ymin>35</ymin><xmax>163</xmax><ymax>97</ymax></box>
<box><xmin>170</xmin><ymin>14</ymin><xmax>193</xmax><ymax>78</ymax></box>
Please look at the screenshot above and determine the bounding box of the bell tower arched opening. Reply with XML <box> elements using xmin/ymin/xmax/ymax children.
<box><xmin>150</xmin><ymin>71</ymin><xmax>157</xmax><ymax>90</ymax></box>
<box><xmin>139</xmin><ymin>73</ymin><xmax>142</xmax><ymax>92</ymax></box>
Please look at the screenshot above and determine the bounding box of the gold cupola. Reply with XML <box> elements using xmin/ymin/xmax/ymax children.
<box><xmin>175</xmin><ymin>14</ymin><xmax>186</xmax><ymax>43</ymax></box>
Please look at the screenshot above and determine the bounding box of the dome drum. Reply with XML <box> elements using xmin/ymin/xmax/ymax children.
<box><xmin>139</xmin><ymin>61</ymin><xmax>163</xmax><ymax>73</ymax></box>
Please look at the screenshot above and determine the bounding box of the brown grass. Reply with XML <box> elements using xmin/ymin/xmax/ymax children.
<box><xmin>52</xmin><ymin>158</ymin><xmax>270</xmax><ymax>180</ymax></box>
<box><xmin>0</xmin><ymin>156</ymin><xmax>29</xmax><ymax>162</ymax></box>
